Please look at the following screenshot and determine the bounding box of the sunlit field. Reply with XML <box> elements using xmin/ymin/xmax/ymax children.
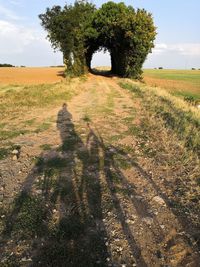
<box><xmin>143</xmin><ymin>69</ymin><xmax>200</xmax><ymax>102</ymax></box>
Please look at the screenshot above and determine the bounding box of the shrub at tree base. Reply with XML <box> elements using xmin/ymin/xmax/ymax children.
<box><xmin>39</xmin><ymin>1</ymin><xmax>156</xmax><ymax>78</ymax></box>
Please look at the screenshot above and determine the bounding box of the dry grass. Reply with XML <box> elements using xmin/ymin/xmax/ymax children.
<box><xmin>0</xmin><ymin>78</ymin><xmax>83</xmax><ymax>143</ymax></box>
<box><xmin>122</xmin><ymin>79</ymin><xmax>200</xmax><ymax>157</ymax></box>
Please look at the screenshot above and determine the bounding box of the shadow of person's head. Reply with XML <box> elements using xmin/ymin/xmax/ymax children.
<box><xmin>57</xmin><ymin>103</ymin><xmax>74</xmax><ymax>144</ymax></box>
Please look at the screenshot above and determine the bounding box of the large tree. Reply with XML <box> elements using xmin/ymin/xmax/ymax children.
<box><xmin>39</xmin><ymin>1</ymin><xmax>156</xmax><ymax>78</ymax></box>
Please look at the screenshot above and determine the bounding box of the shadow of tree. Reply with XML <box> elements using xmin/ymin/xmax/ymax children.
<box><xmin>90</xmin><ymin>68</ymin><xmax>114</xmax><ymax>78</ymax></box>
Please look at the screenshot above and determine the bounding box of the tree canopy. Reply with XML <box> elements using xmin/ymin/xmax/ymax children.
<box><xmin>39</xmin><ymin>1</ymin><xmax>156</xmax><ymax>78</ymax></box>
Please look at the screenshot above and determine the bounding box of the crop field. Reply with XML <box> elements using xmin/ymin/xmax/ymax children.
<box><xmin>0</xmin><ymin>67</ymin><xmax>65</xmax><ymax>85</ymax></box>
<box><xmin>143</xmin><ymin>69</ymin><xmax>200</xmax><ymax>102</ymax></box>
<box><xmin>0</xmin><ymin>69</ymin><xmax>200</xmax><ymax>266</ymax></box>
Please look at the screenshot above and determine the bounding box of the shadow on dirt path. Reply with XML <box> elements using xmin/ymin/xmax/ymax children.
<box><xmin>0</xmin><ymin>99</ymin><xmax>200</xmax><ymax>266</ymax></box>
<box><xmin>0</xmin><ymin>104</ymin><xmax>146</xmax><ymax>266</ymax></box>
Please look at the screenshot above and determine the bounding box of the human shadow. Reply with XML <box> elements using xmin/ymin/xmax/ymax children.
<box><xmin>0</xmin><ymin>104</ymin><xmax>109</xmax><ymax>267</ymax></box>
<box><xmin>1</xmin><ymin>106</ymin><xmax>198</xmax><ymax>266</ymax></box>
<box><xmin>83</xmin><ymin>127</ymin><xmax>200</xmax><ymax>265</ymax></box>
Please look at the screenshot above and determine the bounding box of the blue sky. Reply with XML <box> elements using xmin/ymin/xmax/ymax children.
<box><xmin>0</xmin><ymin>0</ymin><xmax>200</xmax><ymax>68</ymax></box>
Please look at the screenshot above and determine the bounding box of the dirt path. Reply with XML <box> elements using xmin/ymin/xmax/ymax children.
<box><xmin>0</xmin><ymin>75</ymin><xmax>199</xmax><ymax>266</ymax></box>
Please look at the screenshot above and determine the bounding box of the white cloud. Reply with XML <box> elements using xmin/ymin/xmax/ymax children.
<box><xmin>153</xmin><ymin>43</ymin><xmax>200</xmax><ymax>56</ymax></box>
<box><xmin>8</xmin><ymin>0</ymin><xmax>22</xmax><ymax>6</ymax></box>
<box><xmin>0</xmin><ymin>19</ymin><xmax>62</xmax><ymax>66</ymax></box>
<box><xmin>0</xmin><ymin>20</ymin><xmax>43</xmax><ymax>54</ymax></box>
<box><xmin>0</xmin><ymin>4</ymin><xmax>22</xmax><ymax>20</ymax></box>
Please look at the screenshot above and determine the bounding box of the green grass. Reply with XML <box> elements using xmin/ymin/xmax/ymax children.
<box><xmin>0</xmin><ymin>147</ymin><xmax>11</xmax><ymax>160</ymax></box>
<box><xmin>35</xmin><ymin>122</ymin><xmax>51</xmax><ymax>133</ymax></box>
<box><xmin>143</xmin><ymin>69</ymin><xmax>200</xmax><ymax>101</ymax></box>
<box><xmin>172</xmin><ymin>91</ymin><xmax>199</xmax><ymax>105</ymax></box>
<box><xmin>143</xmin><ymin>69</ymin><xmax>200</xmax><ymax>84</ymax></box>
<box><xmin>0</xmin><ymin>129</ymin><xmax>29</xmax><ymax>141</ymax></box>
<box><xmin>40</xmin><ymin>144</ymin><xmax>52</xmax><ymax>151</ymax></box>
<box><xmin>118</xmin><ymin>82</ymin><xmax>143</xmax><ymax>97</ymax></box>
<box><xmin>82</xmin><ymin>114</ymin><xmax>91</xmax><ymax>122</ymax></box>
<box><xmin>24</xmin><ymin>118</ymin><xmax>36</xmax><ymax>126</ymax></box>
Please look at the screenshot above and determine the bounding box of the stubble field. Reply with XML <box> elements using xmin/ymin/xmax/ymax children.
<box><xmin>0</xmin><ymin>67</ymin><xmax>65</xmax><ymax>85</ymax></box>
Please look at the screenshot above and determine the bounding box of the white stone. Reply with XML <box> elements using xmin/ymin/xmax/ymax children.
<box><xmin>152</xmin><ymin>196</ymin><xmax>166</xmax><ymax>206</ymax></box>
<box><xmin>142</xmin><ymin>217</ymin><xmax>154</xmax><ymax>226</ymax></box>
<box><xmin>12</xmin><ymin>149</ymin><xmax>19</xmax><ymax>155</ymax></box>
<box><xmin>12</xmin><ymin>155</ymin><xmax>18</xmax><ymax>161</ymax></box>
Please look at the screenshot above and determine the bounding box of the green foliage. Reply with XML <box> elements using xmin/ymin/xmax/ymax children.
<box><xmin>39</xmin><ymin>1</ymin><xmax>96</xmax><ymax>76</ymax></box>
<box><xmin>91</xmin><ymin>2</ymin><xmax>156</xmax><ymax>78</ymax></box>
<box><xmin>39</xmin><ymin>1</ymin><xmax>156</xmax><ymax>78</ymax></box>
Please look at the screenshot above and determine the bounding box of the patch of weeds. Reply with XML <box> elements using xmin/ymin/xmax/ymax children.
<box><xmin>119</xmin><ymin>82</ymin><xmax>143</xmax><ymax>97</ymax></box>
<box><xmin>127</xmin><ymin>125</ymin><xmax>141</xmax><ymax>137</ymax></box>
<box><xmin>172</xmin><ymin>91</ymin><xmax>199</xmax><ymax>105</ymax></box>
<box><xmin>61</xmin><ymin>137</ymin><xmax>77</xmax><ymax>151</ymax></box>
<box><xmin>141</xmin><ymin>146</ymin><xmax>157</xmax><ymax>158</ymax></box>
<box><xmin>109</xmin><ymin>134</ymin><xmax>124</xmax><ymax>142</ymax></box>
<box><xmin>34</xmin><ymin>156</ymin><xmax>45</xmax><ymax>168</ymax></box>
<box><xmin>115</xmin><ymin>186</ymin><xmax>133</xmax><ymax>196</ymax></box>
<box><xmin>40</xmin><ymin>144</ymin><xmax>52</xmax><ymax>151</ymax></box>
<box><xmin>77</xmin><ymin>149</ymin><xmax>89</xmax><ymax>161</ymax></box>
<box><xmin>36</xmin><ymin>169</ymin><xmax>59</xmax><ymax>192</ymax></box>
<box><xmin>117</xmin><ymin>144</ymin><xmax>135</xmax><ymax>156</ymax></box>
<box><xmin>35</xmin><ymin>122</ymin><xmax>51</xmax><ymax>133</ymax></box>
<box><xmin>184</xmin><ymin>95</ymin><xmax>199</xmax><ymax>105</ymax></box>
<box><xmin>10</xmin><ymin>192</ymin><xmax>48</xmax><ymax>238</ymax></box>
<box><xmin>0</xmin><ymin>122</ymin><xmax>6</xmax><ymax>129</ymax></box>
<box><xmin>122</xmin><ymin>104</ymin><xmax>128</xmax><ymax>109</ymax></box>
<box><xmin>100</xmin><ymin>106</ymin><xmax>114</xmax><ymax>115</ymax></box>
<box><xmin>196</xmin><ymin>177</ymin><xmax>200</xmax><ymax>186</ymax></box>
<box><xmin>82</xmin><ymin>114</ymin><xmax>91</xmax><ymax>123</ymax></box>
<box><xmin>122</xmin><ymin>116</ymin><xmax>135</xmax><ymax>124</ymax></box>
<box><xmin>114</xmin><ymin>154</ymin><xmax>132</xmax><ymax>170</ymax></box>
<box><xmin>79</xmin><ymin>75</ymin><xmax>87</xmax><ymax>82</ymax></box>
<box><xmin>46</xmin><ymin>157</ymin><xmax>69</xmax><ymax>169</ymax></box>
<box><xmin>0</xmin><ymin>147</ymin><xmax>11</xmax><ymax>160</ymax></box>
<box><xmin>107</xmin><ymin>171</ymin><xmax>121</xmax><ymax>184</ymax></box>
<box><xmin>24</xmin><ymin>118</ymin><xmax>36</xmax><ymax>127</ymax></box>
<box><xmin>0</xmin><ymin>129</ymin><xmax>29</xmax><ymax>141</ymax></box>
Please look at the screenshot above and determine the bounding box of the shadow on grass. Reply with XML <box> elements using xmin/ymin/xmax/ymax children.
<box><xmin>0</xmin><ymin>104</ymin><xmax>199</xmax><ymax>266</ymax></box>
<box><xmin>90</xmin><ymin>68</ymin><xmax>114</xmax><ymax>78</ymax></box>
<box><xmin>57</xmin><ymin>70</ymin><xmax>65</xmax><ymax>78</ymax></box>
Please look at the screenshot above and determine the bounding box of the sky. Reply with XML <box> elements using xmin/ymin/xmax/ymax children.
<box><xmin>0</xmin><ymin>0</ymin><xmax>200</xmax><ymax>69</ymax></box>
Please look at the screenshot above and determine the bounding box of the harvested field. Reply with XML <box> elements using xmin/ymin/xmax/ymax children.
<box><xmin>0</xmin><ymin>67</ymin><xmax>65</xmax><ymax>85</ymax></box>
<box><xmin>143</xmin><ymin>69</ymin><xmax>200</xmax><ymax>101</ymax></box>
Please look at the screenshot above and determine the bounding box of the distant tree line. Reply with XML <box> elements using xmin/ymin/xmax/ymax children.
<box><xmin>0</xmin><ymin>63</ymin><xmax>15</xmax><ymax>67</ymax></box>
